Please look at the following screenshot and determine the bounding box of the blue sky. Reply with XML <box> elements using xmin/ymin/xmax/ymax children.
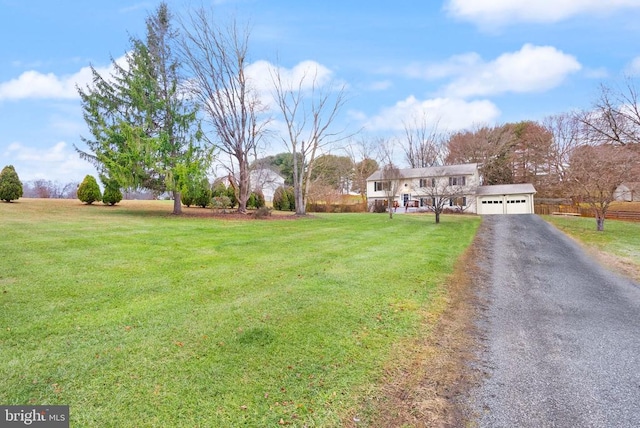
<box><xmin>2</xmin><ymin>0</ymin><xmax>640</xmax><ymax>183</ymax></box>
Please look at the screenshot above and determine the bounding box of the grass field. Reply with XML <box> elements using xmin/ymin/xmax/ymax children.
<box><xmin>0</xmin><ymin>199</ymin><xmax>480</xmax><ymax>427</ymax></box>
<box><xmin>545</xmin><ymin>215</ymin><xmax>640</xmax><ymax>281</ymax></box>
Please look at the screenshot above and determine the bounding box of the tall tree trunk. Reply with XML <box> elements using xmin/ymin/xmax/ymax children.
<box><xmin>173</xmin><ymin>190</ymin><xmax>182</xmax><ymax>215</ymax></box>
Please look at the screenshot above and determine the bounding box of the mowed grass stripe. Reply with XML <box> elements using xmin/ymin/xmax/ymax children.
<box><xmin>0</xmin><ymin>199</ymin><xmax>480</xmax><ymax>427</ymax></box>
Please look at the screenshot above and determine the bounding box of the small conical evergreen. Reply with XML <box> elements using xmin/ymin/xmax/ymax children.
<box><xmin>77</xmin><ymin>175</ymin><xmax>102</xmax><ymax>205</ymax></box>
<box><xmin>0</xmin><ymin>165</ymin><xmax>23</xmax><ymax>202</ymax></box>
<box><xmin>102</xmin><ymin>177</ymin><xmax>123</xmax><ymax>206</ymax></box>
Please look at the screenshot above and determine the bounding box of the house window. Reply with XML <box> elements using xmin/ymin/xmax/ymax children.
<box><xmin>449</xmin><ymin>176</ymin><xmax>466</xmax><ymax>186</ymax></box>
<box><xmin>374</xmin><ymin>181</ymin><xmax>390</xmax><ymax>191</ymax></box>
<box><xmin>449</xmin><ymin>197</ymin><xmax>467</xmax><ymax>207</ymax></box>
<box><xmin>419</xmin><ymin>178</ymin><xmax>428</xmax><ymax>187</ymax></box>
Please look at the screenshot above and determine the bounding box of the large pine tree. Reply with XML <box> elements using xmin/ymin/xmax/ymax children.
<box><xmin>76</xmin><ymin>2</ymin><xmax>210</xmax><ymax>214</ymax></box>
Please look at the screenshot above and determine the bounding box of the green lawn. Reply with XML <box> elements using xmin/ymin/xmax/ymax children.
<box><xmin>0</xmin><ymin>199</ymin><xmax>480</xmax><ymax>427</ymax></box>
<box><xmin>545</xmin><ymin>215</ymin><xmax>640</xmax><ymax>279</ymax></box>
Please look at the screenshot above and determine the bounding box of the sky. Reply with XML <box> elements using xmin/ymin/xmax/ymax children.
<box><xmin>2</xmin><ymin>0</ymin><xmax>640</xmax><ymax>183</ymax></box>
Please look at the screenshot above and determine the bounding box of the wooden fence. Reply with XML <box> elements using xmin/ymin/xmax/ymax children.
<box><xmin>535</xmin><ymin>204</ymin><xmax>640</xmax><ymax>222</ymax></box>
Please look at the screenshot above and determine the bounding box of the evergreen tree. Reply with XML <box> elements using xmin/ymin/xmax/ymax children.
<box><xmin>0</xmin><ymin>165</ymin><xmax>23</xmax><ymax>202</ymax></box>
<box><xmin>78</xmin><ymin>175</ymin><xmax>102</xmax><ymax>205</ymax></box>
<box><xmin>76</xmin><ymin>2</ymin><xmax>210</xmax><ymax>214</ymax></box>
<box><xmin>102</xmin><ymin>177</ymin><xmax>123</xmax><ymax>205</ymax></box>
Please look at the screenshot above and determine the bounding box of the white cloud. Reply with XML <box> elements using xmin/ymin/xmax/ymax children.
<box><xmin>245</xmin><ymin>59</ymin><xmax>336</xmax><ymax>110</ymax></box>
<box><xmin>3</xmin><ymin>141</ymin><xmax>96</xmax><ymax>182</ymax></box>
<box><xmin>0</xmin><ymin>56</ymin><xmax>127</xmax><ymax>101</ymax></box>
<box><xmin>363</xmin><ymin>96</ymin><xmax>501</xmax><ymax>132</ymax></box>
<box><xmin>439</xmin><ymin>44</ymin><xmax>581</xmax><ymax>97</ymax></box>
<box><xmin>625</xmin><ymin>57</ymin><xmax>640</xmax><ymax>76</ymax></box>
<box><xmin>405</xmin><ymin>53</ymin><xmax>482</xmax><ymax>80</ymax></box>
<box><xmin>446</xmin><ymin>0</ymin><xmax>640</xmax><ymax>26</ymax></box>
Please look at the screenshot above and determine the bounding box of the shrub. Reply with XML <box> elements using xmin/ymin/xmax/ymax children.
<box><xmin>0</xmin><ymin>165</ymin><xmax>23</xmax><ymax>202</ymax></box>
<box><xmin>252</xmin><ymin>206</ymin><xmax>272</xmax><ymax>219</ymax></box>
<box><xmin>193</xmin><ymin>179</ymin><xmax>212</xmax><ymax>208</ymax></box>
<box><xmin>181</xmin><ymin>191</ymin><xmax>194</xmax><ymax>207</ymax></box>
<box><xmin>77</xmin><ymin>175</ymin><xmax>102</xmax><ymax>205</ymax></box>
<box><xmin>183</xmin><ymin>178</ymin><xmax>211</xmax><ymax>208</ymax></box>
<box><xmin>247</xmin><ymin>190</ymin><xmax>266</xmax><ymax>209</ymax></box>
<box><xmin>273</xmin><ymin>186</ymin><xmax>295</xmax><ymax>211</ymax></box>
<box><xmin>212</xmin><ymin>195</ymin><xmax>232</xmax><ymax>211</ymax></box>
<box><xmin>102</xmin><ymin>178</ymin><xmax>122</xmax><ymax>206</ymax></box>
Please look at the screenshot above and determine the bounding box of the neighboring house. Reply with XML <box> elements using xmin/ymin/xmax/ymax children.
<box><xmin>249</xmin><ymin>168</ymin><xmax>285</xmax><ymax>203</ymax></box>
<box><xmin>366</xmin><ymin>163</ymin><xmax>537</xmax><ymax>215</ymax></box>
<box><xmin>614</xmin><ymin>182</ymin><xmax>640</xmax><ymax>202</ymax></box>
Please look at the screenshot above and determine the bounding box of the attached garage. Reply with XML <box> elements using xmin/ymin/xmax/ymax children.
<box><xmin>476</xmin><ymin>184</ymin><xmax>536</xmax><ymax>215</ymax></box>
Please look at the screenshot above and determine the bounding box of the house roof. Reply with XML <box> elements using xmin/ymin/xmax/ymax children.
<box><xmin>476</xmin><ymin>183</ymin><xmax>537</xmax><ymax>196</ymax></box>
<box><xmin>367</xmin><ymin>163</ymin><xmax>478</xmax><ymax>181</ymax></box>
<box><xmin>617</xmin><ymin>182</ymin><xmax>640</xmax><ymax>191</ymax></box>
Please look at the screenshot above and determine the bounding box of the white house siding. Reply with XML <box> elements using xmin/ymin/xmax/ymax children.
<box><xmin>366</xmin><ymin>163</ymin><xmax>481</xmax><ymax>213</ymax></box>
<box><xmin>366</xmin><ymin>164</ymin><xmax>537</xmax><ymax>215</ymax></box>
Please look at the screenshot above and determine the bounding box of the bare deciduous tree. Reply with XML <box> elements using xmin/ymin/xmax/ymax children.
<box><xmin>401</xmin><ymin>114</ymin><xmax>443</xmax><ymax>168</ymax></box>
<box><xmin>180</xmin><ymin>9</ymin><xmax>269</xmax><ymax>213</ymax></box>
<box><xmin>376</xmin><ymin>140</ymin><xmax>403</xmax><ymax>219</ymax></box>
<box><xmin>345</xmin><ymin>137</ymin><xmax>379</xmax><ymax>203</ymax></box>
<box><xmin>416</xmin><ymin>170</ymin><xmax>468</xmax><ymax>224</ymax></box>
<box><xmin>542</xmin><ymin>113</ymin><xmax>583</xmax><ymax>197</ymax></box>
<box><xmin>271</xmin><ymin>63</ymin><xmax>347</xmax><ymax>215</ymax></box>
<box><xmin>578</xmin><ymin>81</ymin><xmax>640</xmax><ymax>147</ymax></box>
<box><xmin>568</xmin><ymin>144</ymin><xmax>636</xmax><ymax>231</ymax></box>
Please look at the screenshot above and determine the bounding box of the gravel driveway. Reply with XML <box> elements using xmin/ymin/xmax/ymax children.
<box><xmin>467</xmin><ymin>214</ymin><xmax>640</xmax><ymax>428</ymax></box>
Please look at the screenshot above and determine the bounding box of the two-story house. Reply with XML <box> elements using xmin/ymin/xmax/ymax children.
<box><xmin>366</xmin><ymin>163</ymin><xmax>536</xmax><ymax>215</ymax></box>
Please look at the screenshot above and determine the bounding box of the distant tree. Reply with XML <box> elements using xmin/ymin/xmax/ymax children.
<box><xmin>401</xmin><ymin>114</ymin><xmax>443</xmax><ymax>168</ymax></box>
<box><xmin>445</xmin><ymin>124</ymin><xmax>514</xmax><ymax>184</ymax></box>
<box><xmin>0</xmin><ymin>165</ymin><xmax>23</xmax><ymax>202</ymax></box>
<box><xmin>310</xmin><ymin>154</ymin><xmax>354</xmax><ymax>193</ymax></box>
<box><xmin>102</xmin><ymin>177</ymin><xmax>123</xmax><ymax>205</ymax></box>
<box><xmin>578</xmin><ymin>80</ymin><xmax>640</xmax><ymax>147</ymax></box>
<box><xmin>62</xmin><ymin>182</ymin><xmax>79</xmax><ymax>199</ymax></box>
<box><xmin>568</xmin><ymin>144</ymin><xmax>636</xmax><ymax>231</ymax></box>
<box><xmin>78</xmin><ymin>175</ymin><xmax>102</xmax><ymax>205</ymax></box>
<box><xmin>542</xmin><ymin>113</ymin><xmax>583</xmax><ymax>198</ymax></box>
<box><xmin>346</xmin><ymin>137</ymin><xmax>379</xmax><ymax>203</ymax></box>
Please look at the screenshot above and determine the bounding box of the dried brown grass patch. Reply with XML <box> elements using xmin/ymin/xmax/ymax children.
<box><xmin>355</xmin><ymin>231</ymin><xmax>487</xmax><ymax>427</ymax></box>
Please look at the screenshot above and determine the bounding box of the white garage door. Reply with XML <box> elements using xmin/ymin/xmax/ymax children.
<box><xmin>505</xmin><ymin>196</ymin><xmax>530</xmax><ymax>214</ymax></box>
<box><xmin>478</xmin><ymin>195</ymin><xmax>532</xmax><ymax>214</ymax></box>
<box><xmin>479</xmin><ymin>198</ymin><xmax>505</xmax><ymax>214</ymax></box>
